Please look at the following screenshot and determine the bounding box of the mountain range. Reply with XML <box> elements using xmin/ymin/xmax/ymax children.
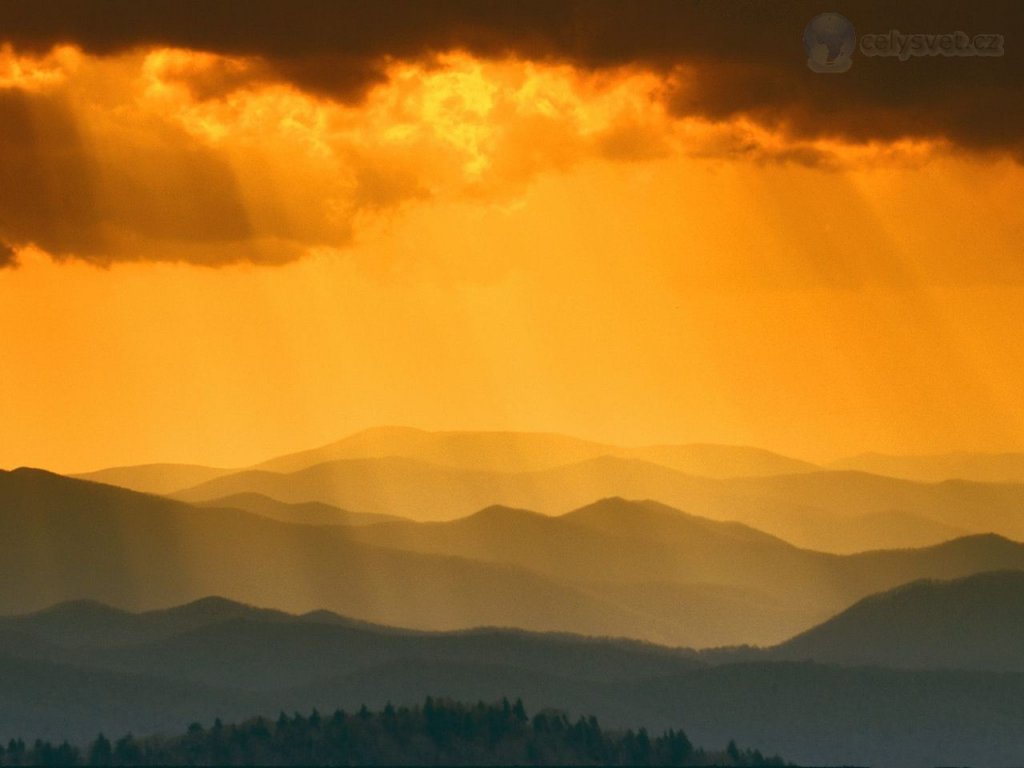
<box><xmin>71</xmin><ymin>428</ymin><xmax>1024</xmax><ymax>552</ymax></box>
<box><xmin>6</xmin><ymin>467</ymin><xmax>1024</xmax><ymax>648</ymax></box>
<box><xmin>167</xmin><ymin>454</ymin><xmax>1024</xmax><ymax>551</ymax></box>
<box><xmin>3</xmin><ymin>588</ymin><xmax>1024</xmax><ymax>768</ymax></box>
<box><xmin>74</xmin><ymin>427</ymin><xmax>817</xmax><ymax>492</ymax></box>
<box><xmin>249</xmin><ymin>426</ymin><xmax>823</xmax><ymax>477</ymax></box>
<box><xmin>773</xmin><ymin>570</ymin><xmax>1024</xmax><ymax>671</ymax></box>
<box><xmin>17</xmin><ymin>427</ymin><xmax>1024</xmax><ymax>767</ymax></box>
<box><xmin>830</xmin><ymin>450</ymin><xmax>1024</xmax><ymax>484</ymax></box>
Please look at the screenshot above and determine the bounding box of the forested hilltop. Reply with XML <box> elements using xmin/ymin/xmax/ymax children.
<box><xmin>0</xmin><ymin>698</ymin><xmax>785</xmax><ymax>767</ymax></box>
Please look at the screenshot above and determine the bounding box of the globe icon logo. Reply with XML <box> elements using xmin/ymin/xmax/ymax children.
<box><xmin>803</xmin><ymin>12</ymin><xmax>856</xmax><ymax>73</ymax></box>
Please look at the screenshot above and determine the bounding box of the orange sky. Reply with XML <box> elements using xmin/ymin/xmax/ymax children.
<box><xmin>2</xmin><ymin>43</ymin><xmax>1024</xmax><ymax>472</ymax></box>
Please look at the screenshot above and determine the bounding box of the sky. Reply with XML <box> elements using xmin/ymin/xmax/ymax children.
<box><xmin>1</xmin><ymin>0</ymin><xmax>1023</xmax><ymax>473</ymax></box>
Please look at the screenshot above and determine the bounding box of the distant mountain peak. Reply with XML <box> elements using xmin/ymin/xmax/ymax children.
<box><xmin>148</xmin><ymin>596</ymin><xmax>267</xmax><ymax>620</ymax></box>
<box><xmin>565</xmin><ymin>496</ymin><xmax>683</xmax><ymax>519</ymax></box>
<box><xmin>463</xmin><ymin>504</ymin><xmax>549</xmax><ymax>523</ymax></box>
<box><xmin>9</xmin><ymin>466</ymin><xmax>60</xmax><ymax>477</ymax></box>
<box><xmin>934</xmin><ymin>531</ymin><xmax>1017</xmax><ymax>550</ymax></box>
<box><xmin>26</xmin><ymin>599</ymin><xmax>132</xmax><ymax>620</ymax></box>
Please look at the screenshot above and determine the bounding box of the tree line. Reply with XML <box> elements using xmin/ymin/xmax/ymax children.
<box><xmin>0</xmin><ymin>697</ymin><xmax>787</xmax><ymax>766</ymax></box>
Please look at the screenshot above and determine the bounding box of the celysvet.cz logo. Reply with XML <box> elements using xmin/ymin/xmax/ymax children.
<box><xmin>804</xmin><ymin>12</ymin><xmax>1005</xmax><ymax>73</ymax></box>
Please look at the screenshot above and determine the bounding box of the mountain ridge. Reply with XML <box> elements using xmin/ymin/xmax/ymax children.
<box><xmin>171</xmin><ymin>455</ymin><xmax>1024</xmax><ymax>549</ymax></box>
<box><xmin>8</xmin><ymin>468</ymin><xmax>1024</xmax><ymax>649</ymax></box>
<box><xmin>3</xmin><ymin>591</ymin><xmax>1024</xmax><ymax>767</ymax></box>
<box><xmin>773</xmin><ymin>569</ymin><xmax>1024</xmax><ymax>671</ymax></box>
<box><xmin>831</xmin><ymin>450</ymin><xmax>1024</xmax><ymax>484</ymax></box>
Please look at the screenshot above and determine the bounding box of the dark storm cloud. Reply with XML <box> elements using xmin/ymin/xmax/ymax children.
<box><xmin>0</xmin><ymin>89</ymin><xmax>269</xmax><ymax>266</ymax></box>
<box><xmin>0</xmin><ymin>241</ymin><xmax>17</xmax><ymax>268</ymax></box>
<box><xmin>0</xmin><ymin>0</ymin><xmax>1021</xmax><ymax>156</ymax></box>
<box><xmin>0</xmin><ymin>90</ymin><xmax>107</xmax><ymax>259</ymax></box>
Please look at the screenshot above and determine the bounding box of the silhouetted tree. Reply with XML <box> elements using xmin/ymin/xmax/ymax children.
<box><xmin>0</xmin><ymin>699</ymin><xmax>788</xmax><ymax>766</ymax></box>
<box><xmin>88</xmin><ymin>734</ymin><xmax>112</xmax><ymax>766</ymax></box>
<box><xmin>728</xmin><ymin>738</ymin><xmax>741</xmax><ymax>763</ymax></box>
<box><xmin>113</xmin><ymin>733</ymin><xmax>141</xmax><ymax>765</ymax></box>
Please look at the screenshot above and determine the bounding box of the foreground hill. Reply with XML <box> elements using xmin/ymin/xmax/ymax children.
<box><xmin>173</xmin><ymin>454</ymin><xmax>1024</xmax><ymax>549</ymax></box>
<box><xmin>2</xmin><ymin>597</ymin><xmax>1024</xmax><ymax>767</ymax></box>
<box><xmin>774</xmin><ymin>570</ymin><xmax>1024</xmax><ymax>671</ymax></box>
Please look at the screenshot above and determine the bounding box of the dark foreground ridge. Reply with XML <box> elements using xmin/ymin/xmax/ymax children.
<box><xmin>0</xmin><ymin>698</ymin><xmax>785</xmax><ymax>767</ymax></box>
<box><xmin>6</xmin><ymin>594</ymin><xmax>1024</xmax><ymax>766</ymax></box>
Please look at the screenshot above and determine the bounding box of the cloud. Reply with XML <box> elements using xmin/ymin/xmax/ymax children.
<box><xmin>0</xmin><ymin>0</ymin><xmax>1020</xmax><ymax>157</ymax></box>
<box><xmin>0</xmin><ymin>90</ymin><xmax>105</xmax><ymax>259</ymax></box>
<box><xmin>0</xmin><ymin>48</ymin><xmax>694</xmax><ymax>266</ymax></box>
<box><xmin>0</xmin><ymin>2</ymin><xmax>1019</xmax><ymax>269</ymax></box>
<box><xmin>0</xmin><ymin>241</ymin><xmax>17</xmax><ymax>267</ymax></box>
<box><xmin>0</xmin><ymin>87</ymin><xmax>274</xmax><ymax>265</ymax></box>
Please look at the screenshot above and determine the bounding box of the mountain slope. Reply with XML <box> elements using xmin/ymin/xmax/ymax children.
<box><xmin>196</xmin><ymin>493</ymin><xmax>401</xmax><ymax>527</ymax></box>
<box><xmin>831</xmin><ymin>451</ymin><xmax>1024</xmax><ymax>484</ymax></box>
<box><xmin>3</xmin><ymin>599</ymin><xmax>1024</xmax><ymax>767</ymax></box>
<box><xmin>252</xmin><ymin>426</ymin><xmax>820</xmax><ymax>478</ymax></box>
<box><xmin>0</xmin><ymin>598</ymin><xmax>703</xmax><ymax>693</ymax></box>
<box><xmin>345</xmin><ymin>499</ymin><xmax>821</xmax><ymax>595</ymax></box>
<box><xmin>340</xmin><ymin>500</ymin><xmax>826</xmax><ymax>645</ymax></box>
<box><xmin>174</xmin><ymin>454</ymin><xmax>1024</xmax><ymax>548</ymax></box>
<box><xmin>744</xmin><ymin>509</ymin><xmax>968</xmax><ymax>554</ymax></box>
<box><xmin>773</xmin><ymin>570</ymin><xmax>1024</xmax><ymax>671</ymax></box>
<box><xmin>0</xmin><ymin>469</ymin><xmax>689</xmax><ymax>644</ymax></box>
<box><xmin>0</xmin><ymin>469</ymin><xmax>825</xmax><ymax>647</ymax></box>
<box><xmin>10</xmin><ymin>469</ymin><xmax>1024</xmax><ymax>648</ymax></box>
<box><xmin>625</xmin><ymin>443</ymin><xmax>818</xmax><ymax>478</ymax></box>
<box><xmin>174</xmin><ymin>454</ymin><xmax>781</xmax><ymax>520</ymax></box>
<box><xmin>343</xmin><ymin>497</ymin><xmax>1024</xmax><ymax>629</ymax></box>
<box><xmin>174</xmin><ymin>457</ymin><xmax>495</xmax><ymax>521</ymax></box>
<box><xmin>72</xmin><ymin>463</ymin><xmax>233</xmax><ymax>495</ymax></box>
<box><xmin>253</xmin><ymin>427</ymin><xmax>613</xmax><ymax>474</ymax></box>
